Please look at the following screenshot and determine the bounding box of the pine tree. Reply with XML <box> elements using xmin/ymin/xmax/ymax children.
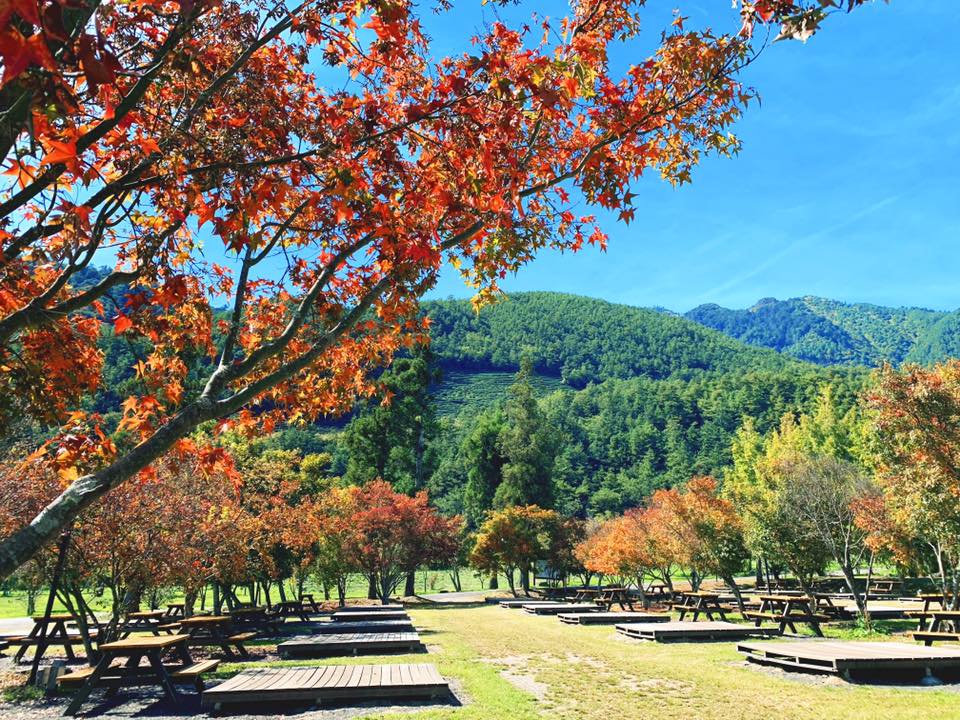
<box><xmin>462</xmin><ymin>408</ymin><xmax>507</xmax><ymax>529</ymax></box>
<box><xmin>343</xmin><ymin>346</ymin><xmax>439</xmax><ymax>494</ymax></box>
<box><xmin>494</xmin><ymin>358</ymin><xmax>559</xmax><ymax>509</ymax></box>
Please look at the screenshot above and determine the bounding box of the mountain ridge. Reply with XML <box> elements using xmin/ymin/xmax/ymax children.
<box><xmin>684</xmin><ymin>295</ymin><xmax>959</xmax><ymax>367</ymax></box>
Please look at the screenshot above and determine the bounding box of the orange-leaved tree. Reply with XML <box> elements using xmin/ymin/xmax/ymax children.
<box><xmin>344</xmin><ymin>480</ymin><xmax>462</xmax><ymax>603</ymax></box>
<box><xmin>0</xmin><ymin>0</ymin><xmax>866</xmax><ymax>576</ymax></box>
<box><xmin>470</xmin><ymin>504</ymin><xmax>575</xmax><ymax>596</ymax></box>
<box><xmin>867</xmin><ymin>361</ymin><xmax>960</xmax><ymax>607</ymax></box>
<box><xmin>648</xmin><ymin>477</ymin><xmax>749</xmax><ymax>610</ymax></box>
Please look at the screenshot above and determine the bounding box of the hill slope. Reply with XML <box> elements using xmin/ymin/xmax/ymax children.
<box><xmin>685</xmin><ymin>296</ymin><xmax>959</xmax><ymax>366</ymax></box>
<box><xmin>424</xmin><ymin>292</ymin><xmax>795</xmax><ymax>387</ymax></box>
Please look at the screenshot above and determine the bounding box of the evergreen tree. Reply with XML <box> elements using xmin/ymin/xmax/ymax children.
<box><xmin>343</xmin><ymin>347</ymin><xmax>439</xmax><ymax>494</ymax></box>
<box><xmin>462</xmin><ymin>407</ymin><xmax>506</xmax><ymax>528</ymax></box>
<box><xmin>494</xmin><ymin>358</ymin><xmax>559</xmax><ymax>509</ymax></box>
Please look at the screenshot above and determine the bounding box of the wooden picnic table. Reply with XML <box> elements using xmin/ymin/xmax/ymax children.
<box><xmin>908</xmin><ymin>595</ymin><xmax>955</xmax><ymax>631</ymax></box>
<box><xmin>300</xmin><ymin>594</ymin><xmax>322</xmax><ymax>613</ymax></box>
<box><xmin>11</xmin><ymin>614</ymin><xmax>91</xmax><ymax>664</ymax></box>
<box><xmin>646</xmin><ymin>583</ymin><xmax>671</xmax><ymax>599</ymax></box>
<box><xmin>176</xmin><ymin>615</ymin><xmax>255</xmax><ymax>658</ymax></box>
<box><xmin>165</xmin><ymin>603</ymin><xmax>185</xmax><ymax>618</ymax></box>
<box><xmin>274</xmin><ymin>600</ymin><xmax>312</xmax><ymax>622</ymax></box>
<box><xmin>911</xmin><ymin>609</ymin><xmax>960</xmax><ymax>645</ymax></box>
<box><xmin>61</xmin><ymin>633</ymin><xmax>215</xmax><ymax>716</ymax></box>
<box><xmin>595</xmin><ymin>587</ymin><xmax>635</xmax><ymax>611</ymax></box>
<box><xmin>229</xmin><ymin>606</ymin><xmax>282</xmax><ymax>634</ymax></box>
<box><xmin>571</xmin><ymin>588</ymin><xmax>601</xmax><ymax>603</ymax></box>
<box><xmin>674</xmin><ymin>592</ymin><xmax>728</xmax><ymax>622</ymax></box>
<box><xmin>747</xmin><ymin>594</ymin><xmax>826</xmax><ymax>637</ymax></box>
<box><xmin>120</xmin><ymin>610</ymin><xmax>167</xmax><ymax>638</ymax></box>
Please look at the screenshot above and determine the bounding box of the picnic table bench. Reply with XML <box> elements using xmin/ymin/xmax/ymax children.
<box><xmin>8</xmin><ymin>614</ymin><xmax>95</xmax><ymax>664</ymax></box>
<box><xmin>910</xmin><ymin>610</ymin><xmax>960</xmax><ymax>646</ymax></box>
<box><xmin>59</xmin><ymin>634</ymin><xmax>219</xmax><ymax>715</ymax></box>
<box><xmin>674</xmin><ymin>592</ymin><xmax>729</xmax><ymax>621</ymax></box>
<box><xmin>274</xmin><ymin>599</ymin><xmax>313</xmax><ymax>622</ymax></box>
<box><xmin>120</xmin><ymin>609</ymin><xmax>167</xmax><ymax>637</ymax></box>
<box><xmin>595</xmin><ymin>587</ymin><xmax>635</xmax><ymax>611</ymax></box>
<box><xmin>907</xmin><ymin>595</ymin><xmax>955</xmax><ymax>631</ymax></box>
<box><xmin>229</xmin><ymin>606</ymin><xmax>283</xmax><ymax>635</ymax></box>
<box><xmin>745</xmin><ymin>594</ymin><xmax>827</xmax><ymax>636</ymax></box>
<box><xmin>174</xmin><ymin>615</ymin><xmax>256</xmax><ymax>658</ymax></box>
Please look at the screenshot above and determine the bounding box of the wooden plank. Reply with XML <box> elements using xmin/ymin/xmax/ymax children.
<box><xmin>524</xmin><ymin>603</ymin><xmax>603</xmax><ymax>615</ymax></box>
<box><xmin>617</xmin><ymin>621</ymin><xmax>775</xmax><ymax>642</ymax></box>
<box><xmin>278</xmin><ymin>631</ymin><xmax>423</xmax><ymax>659</ymax></box>
<box><xmin>738</xmin><ymin>640</ymin><xmax>960</xmax><ymax>675</ymax></box>
<box><xmin>308</xmin><ymin>620</ymin><xmax>416</xmax><ymax>634</ymax></box>
<box><xmin>558</xmin><ymin>612</ymin><xmax>669</xmax><ymax>625</ymax></box>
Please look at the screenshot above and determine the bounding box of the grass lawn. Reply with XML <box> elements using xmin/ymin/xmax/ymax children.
<box><xmin>212</xmin><ymin>604</ymin><xmax>960</xmax><ymax>720</ymax></box>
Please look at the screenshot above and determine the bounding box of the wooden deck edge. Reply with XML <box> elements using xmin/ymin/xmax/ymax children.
<box><xmin>200</xmin><ymin>682</ymin><xmax>448</xmax><ymax>709</ymax></box>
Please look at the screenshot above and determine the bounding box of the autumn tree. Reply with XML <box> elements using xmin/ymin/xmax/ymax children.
<box><xmin>0</xmin><ymin>0</ymin><xmax>868</xmax><ymax>576</ymax></box>
<box><xmin>867</xmin><ymin>361</ymin><xmax>960</xmax><ymax>607</ymax></box>
<box><xmin>344</xmin><ymin>480</ymin><xmax>462</xmax><ymax>603</ymax></box>
<box><xmin>471</xmin><ymin>504</ymin><xmax>576</xmax><ymax>596</ymax></box>
<box><xmin>651</xmin><ymin>477</ymin><xmax>750</xmax><ymax>610</ymax></box>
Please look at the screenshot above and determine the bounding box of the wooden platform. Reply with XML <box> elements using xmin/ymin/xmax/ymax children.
<box><xmin>739</xmin><ymin>640</ymin><xmax>960</xmax><ymax>676</ymax></box>
<box><xmin>617</xmin><ymin>621</ymin><xmax>778</xmax><ymax>642</ymax></box>
<box><xmin>278</xmin><ymin>632</ymin><xmax>424</xmax><ymax>658</ymax></box>
<box><xmin>309</xmin><ymin>620</ymin><xmax>415</xmax><ymax>634</ymax></box>
<box><xmin>499</xmin><ymin>600</ymin><xmax>556</xmax><ymax>608</ymax></box>
<box><xmin>332</xmin><ymin>611</ymin><xmax>410</xmax><ymax>623</ymax></box>
<box><xmin>559</xmin><ymin>612</ymin><xmax>670</xmax><ymax>625</ymax></box>
<box><xmin>336</xmin><ymin>604</ymin><xmax>405</xmax><ymax>612</ymax></box>
<box><xmin>524</xmin><ymin>603</ymin><xmax>602</xmax><ymax>615</ymax></box>
<box><xmin>201</xmin><ymin>663</ymin><xmax>449</xmax><ymax>709</ymax></box>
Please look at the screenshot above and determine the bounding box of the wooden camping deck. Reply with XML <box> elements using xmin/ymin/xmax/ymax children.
<box><xmin>558</xmin><ymin>612</ymin><xmax>670</xmax><ymax>625</ymax></box>
<box><xmin>524</xmin><ymin>603</ymin><xmax>603</xmax><ymax>615</ymax></box>
<box><xmin>201</xmin><ymin>663</ymin><xmax>448</xmax><ymax>709</ymax></box>
<box><xmin>499</xmin><ymin>600</ymin><xmax>556</xmax><ymax>608</ymax></box>
<box><xmin>332</xmin><ymin>611</ymin><xmax>410</xmax><ymax>623</ymax></box>
<box><xmin>278</xmin><ymin>632</ymin><xmax>424</xmax><ymax>658</ymax></box>
<box><xmin>617</xmin><ymin>621</ymin><xmax>778</xmax><ymax>642</ymax></box>
<box><xmin>309</xmin><ymin>619</ymin><xmax>415</xmax><ymax>634</ymax></box>
<box><xmin>336</xmin><ymin>604</ymin><xmax>405</xmax><ymax>612</ymax></box>
<box><xmin>738</xmin><ymin>640</ymin><xmax>960</xmax><ymax>675</ymax></box>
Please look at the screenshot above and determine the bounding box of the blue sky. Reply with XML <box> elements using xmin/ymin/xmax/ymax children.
<box><xmin>424</xmin><ymin>2</ymin><xmax>960</xmax><ymax>312</ymax></box>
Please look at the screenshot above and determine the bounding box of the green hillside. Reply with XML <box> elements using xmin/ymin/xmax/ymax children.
<box><xmin>686</xmin><ymin>295</ymin><xmax>959</xmax><ymax>366</ymax></box>
<box><xmin>425</xmin><ymin>292</ymin><xmax>795</xmax><ymax>387</ymax></box>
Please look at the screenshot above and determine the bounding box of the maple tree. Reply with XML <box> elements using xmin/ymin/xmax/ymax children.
<box><xmin>343</xmin><ymin>479</ymin><xmax>462</xmax><ymax>603</ymax></box>
<box><xmin>0</xmin><ymin>0</ymin><xmax>867</xmax><ymax>577</ymax></box>
<box><xmin>648</xmin><ymin>477</ymin><xmax>750</xmax><ymax>609</ymax></box>
<box><xmin>866</xmin><ymin>361</ymin><xmax>960</xmax><ymax>608</ymax></box>
<box><xmin>575</xmin><ymin>506</ymin><xmax>680</xmax><ymax>607</ymax></box>
<box><xmin>471</xmin><ymin>504</ymin><xmax>577</xmax><ymax>595</ymax></box>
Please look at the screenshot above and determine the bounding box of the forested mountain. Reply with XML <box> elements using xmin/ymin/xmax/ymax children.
<box><xmin>424</xmin><ymin>292</ymin><xmax>794</xmax><ymax>387</ymax></box>
<box><xmin>685</xmin><ymin>296</ymin><xmax>960</xmax><ymax>366</ymax></box>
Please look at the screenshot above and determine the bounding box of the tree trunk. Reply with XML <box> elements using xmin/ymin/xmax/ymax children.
<box><xmin>520</xmin><ymin>567</ymin><xmax>530</xmax><ymax>596</ymax></box>
<box><xmin>367</xmin><ymin>574</ymin><xmax>378</xmax><ymax>600</ymax></box>
<box><xmin>507</xmin><ymin>568</ymin><xmax>516</xmax><ymax>596</ymax></box>
<box><xmin>404</xmin><ymin>571</ymin><xmax>416</xmax><ymax>598</ymax></box>
<box><xmin>0</xmin><ymin>401</ymin><xmax>212</xmax><ymax>580</ymax></box>
<box><xmin>723</xmin><ymin>574</ymin><xmax>746</xmax><ymax>615</ymax></box>
<box><xmin>449</xmin><ymin>566</ymin><xmax>462</xmax><ymax>592</ymax></box>
<box><xmin>488</xmin><ymin>574</ymin><xmax>498</xmax><ymax>590</ymax></box>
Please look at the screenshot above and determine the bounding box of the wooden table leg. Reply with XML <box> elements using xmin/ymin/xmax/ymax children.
<box><xmin>146</xmin><ymin>649</ymin><xmax>179</xmax><ymax>704</ymax></box>
<box><xmin>64</xmin><ymin>652</ymin><xmax>114</xmax><ymax>716</ymax></box>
